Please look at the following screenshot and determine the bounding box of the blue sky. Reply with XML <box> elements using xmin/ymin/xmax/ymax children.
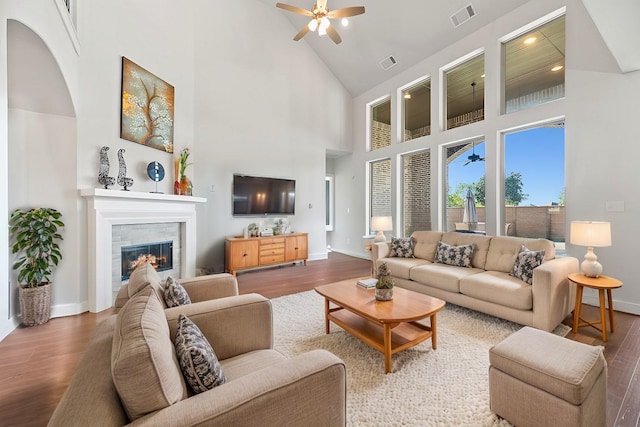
<box><xmin>448</xmin><ymin>127</ymin><xmax>565</xmax><ymax>206</ymax></box>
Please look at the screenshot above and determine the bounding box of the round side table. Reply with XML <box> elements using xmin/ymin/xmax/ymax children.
<box><xmin>568</xmin><ymin>272</ymin><xmax>623</xmax><ymax>342</ymax></box>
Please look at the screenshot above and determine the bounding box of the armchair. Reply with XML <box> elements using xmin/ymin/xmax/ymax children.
<box><xmin>49</xmin><ymin>271</ymin><xmax>346</xmax><ymax>426</ymax></box>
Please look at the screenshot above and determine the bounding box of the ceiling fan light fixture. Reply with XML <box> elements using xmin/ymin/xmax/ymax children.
<box><xmin>308</xmin><ymin>19</ymin><xmax>319</xmax><ymax>32</ymax></box>
<box><xmin>320</xmin><ymin>16</ymin><xmax>331</xmax><ymax>31</ymax></box>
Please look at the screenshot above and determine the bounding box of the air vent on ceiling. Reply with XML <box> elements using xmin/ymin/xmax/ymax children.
<box><xmin>379</xmin><ymin>55</ymin><xmax>397</xmax><ymax>71</ymax></box>
<box><xmin>450</xmin><ymin>3</ymin><xmax>476</xmax><ymax>28</ymax></box>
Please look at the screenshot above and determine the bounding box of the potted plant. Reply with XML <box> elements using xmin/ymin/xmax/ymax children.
<box><xmin>375</xmin><ymin>262</ymin><xmax>394</xmax><ymax>301</ymax></box>
<box><xmin>9</xmin><ymin>208</ymin><xmax>64</xmax><ymax>326</ymax></box>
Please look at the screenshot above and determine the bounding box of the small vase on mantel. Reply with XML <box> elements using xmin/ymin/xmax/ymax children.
<box><xmin>179</xmin><ymin>176</ymin><xmax>192</xmax><ymax>196</ymax></box>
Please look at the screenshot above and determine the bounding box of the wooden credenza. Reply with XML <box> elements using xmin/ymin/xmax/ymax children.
<box><xmin>225</xmin><ymin>233</ymin><xmax>308</xmax><ymax>275</ymax></box>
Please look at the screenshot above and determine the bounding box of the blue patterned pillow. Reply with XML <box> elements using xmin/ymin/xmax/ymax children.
<box><xmin>390</xmin><ymin>237</ymin><xmax>414</xmax><ymax>258</ymax></box>
<box><xmin>164</xmin><ymin>276</ymin><xmax>191</xmax><ymax>307</ymax></box>
<box><xmin>175</xmin><ymin>314</ymin><xmax>226</xmax><ymax>393</ymax></box>
<box><xmin>434</xmin><ymin>241</ymin><xmax>475</xmax><ymax>268</ymax></box>
<box><xmin>510</xmin><ymin>245</ymin><xmax>545</xmax><ymax>284</ymax></box>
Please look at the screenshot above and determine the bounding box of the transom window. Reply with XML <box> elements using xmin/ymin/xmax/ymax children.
<box><xmin>369</xmin><ymin>97</ymin><xmax>391</xmax><ymax>151</ymax></box>
<box><xmin>444</xmin><ymin>53</ymin><xmax>485</xmax><ymax>130</ymax></box>
<box><xmin>401</xmin><ymin>78</ymin><xmax>431</xmax><ymax>141</ymax></box>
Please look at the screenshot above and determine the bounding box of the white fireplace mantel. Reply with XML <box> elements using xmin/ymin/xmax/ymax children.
<box><xmin>81</xmin><ymin>188</ymin><xmax>206</xmax><ymax>312</ymax></box>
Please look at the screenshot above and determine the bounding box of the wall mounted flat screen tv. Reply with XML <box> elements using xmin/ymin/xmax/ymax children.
<box><xmin>233</xmin><ymin>174</ymin><xmax>296</xmax><ymax>216</ymax></box>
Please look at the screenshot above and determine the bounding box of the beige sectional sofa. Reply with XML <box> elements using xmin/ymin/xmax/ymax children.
<box><xmin>49</xmin><ymin>265</ymin><xmax>346</xmax><ymax>426</ymax></box>
<box><xmin>372</xmin><ymin>231</ymin><xmax>579</xmax><ymax>332</ymax></box>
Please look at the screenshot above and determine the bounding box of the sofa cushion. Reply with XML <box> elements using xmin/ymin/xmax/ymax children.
<box><xmin>111</xmin><ymin>286</ymin><xmax>187</xmax><ymax>420</ymax></box>
<box><xmin>175</xmin><ymin>314</ymin><xmax>226</xmax><ymax>393</ymax></box>
<box><xmin>164</xmin><ymin>276</ymin><xmax>192</xmax><ymax>307</ymax></box>
<box><xmin>377</xmin><ymin>257</ymin><xmax>430</xmax><ymax>280</ymax></box>
<box><xmin>460</xmin><ymin>271</ymin><xmax>533</xmax><ymax>310</ymax></box>
<box><xmin>127</xmin><ymin>261</ymin><xmax>167</xmax><ymax>308</ymax></box>
<box><xmin>410</xmin><ymin>263</ymin><xmax>484</xmax><ymax>293</ymax></box>
<box><xmin>510</xmin><ymin>245</ymin><xmax>545</xmax><ymax>285</ymax></box>
<box><xmin>434</xmin><ymin>241</ymin><xmax>475</xmax><ymax>268</ymax></box>
<box><xmin>410</xmin><ymin>231</ymin><xmax>443</xmax><ymax>261</ymax></box>
<box><xmin>441</xmin><ymin>232</ymin><xmax>491</xmax><ymax>269</ymax></box>
<box><xmin>485</xmin><ymin>237</ymin><xmax>555</xmax><ymax>273</ymax></box>
<box><xmin>390</xmin><ymin>236</ymin><xmax>414</xmax><ymax>258</ymax></box>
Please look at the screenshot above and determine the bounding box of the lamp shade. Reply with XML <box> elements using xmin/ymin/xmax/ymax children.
<box><xmin>570</xmin><ymin>221</ymin><xmax>611</xmax><ymax>247</ymax></box>
<box><xmin>371</xmin><ymin>216</ymin><xmax>393</xmax><ymax>232</ymax></box>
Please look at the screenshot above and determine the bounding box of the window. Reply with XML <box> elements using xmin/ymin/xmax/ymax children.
<box><xmin>503</xmin><ymin>123</ymin><xmax>565</xmax><ymax>247</ymax></box>
<box><xmin>369</xmin><ymin>159</ymin><xmax>391</xmax><ymax>232</ymax></box>
<box><xmin>503</xmin><ymin>15</ymin><xmax>565</xmax><ymax>113</ymax></box>
<box><xmin>369</xmin><ymin>97</ymin><xmax>391</xmax><ymax>151</ymax></box>
<box><xmin>445</xmin><ymin>53</ymin><xmax>484</xmax><ymax>130</ymax></box>
<box><xmin>402</xmin><ymin>150</ymin><xmax>431</xmax><ymax>236</ymax></box>
<box><xmin>444</xmin><ymin>138</ymin><xmax>485</xmax><ymax>232</ymax></box>
<box><xmin>401</xmin><ymin>78</ymin><xmax>431</xmax><ymax>141</ymax></box>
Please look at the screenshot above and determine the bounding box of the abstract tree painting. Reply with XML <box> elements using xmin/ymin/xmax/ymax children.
<box><xmin>120</xmin><ymin>57</ymin><xmax>174</xmax><ymax>153</ymax></box>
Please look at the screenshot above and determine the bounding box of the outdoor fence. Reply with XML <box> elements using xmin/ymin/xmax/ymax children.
<box><xmin>447</xmin><ymin>205</ymin><xmax>566</xmax><ymax>241</ymax></box>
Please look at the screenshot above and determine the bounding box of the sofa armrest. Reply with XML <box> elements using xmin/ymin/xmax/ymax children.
<box><xmin>165</xmin><ymin>293</ymin><xmax>272</xmax><ymax>360</ymax></box>
<box><xmin>531</xmin><ymin>257</ymin><xmax>579</xmax><ymax>331</ymax></box>
<box><xmin>180</xmin><ymin>273</ymin><xmax>239</xmax><ymax>302</ymax></box>
<box><xmin>371</xmin><ymin>241</ymin><xmax>391</xmax><ymax>261</ymax></box>
<box><xmin>129</xmin><ymin>350</ymin><xmax>346</xmax><ymax>427</ymax></box>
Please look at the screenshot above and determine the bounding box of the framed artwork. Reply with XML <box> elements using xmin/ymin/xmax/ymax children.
<box><xmin>120</xmin><ymin>57</ymin><xmax>174</xmax><ymax>153</ymax></box>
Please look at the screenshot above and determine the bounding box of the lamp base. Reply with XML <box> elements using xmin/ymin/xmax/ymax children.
<box><xmin>374</xmin><ymin>231</ymin><xmax>386</xmax><ymax>243</ymax></box>
<box><xmin>582</xmin><ymin>247</ymin><xmax>603</xmax><ymax>278</ymax></box>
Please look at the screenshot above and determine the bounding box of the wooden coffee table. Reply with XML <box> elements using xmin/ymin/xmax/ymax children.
<box><xmin>315</xmin><ymin>279</ymin><xmax>446</xmax><ymax>373</ymax></box>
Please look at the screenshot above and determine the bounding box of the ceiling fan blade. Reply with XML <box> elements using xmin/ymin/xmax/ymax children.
<box><xmin>464</xmin><ymin>160</ymin><xmax>471</xmax><ymax>166</ymax></box>
<box><xmin>293</xmin><ymin>24</ymin><xmax>311</xmax><ymax>41</ymax></box>
<box><xmin>327</xmin><ymin>6</ymin><xmax>365</xmax><ymax>19</ymax></box>
<box><xmin>276</xmin><ymin>3</ymin><xmax>313</xmax><ymax>17</ymax></box>
<box><xmin>325</xmin><ymin>24</ymin><xmax>342</xmax><ymax>44</ymax></box>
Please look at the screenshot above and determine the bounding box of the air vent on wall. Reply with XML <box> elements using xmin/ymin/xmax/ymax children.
<box><xmin>379</xmin><ymin>55</ymin><xmax>397</xmax><ymax>71</ymax></box>
<box><xmin>450</xmin><ymin>3</ymin><xmax>476</xmax><ymax>28</ymax></box>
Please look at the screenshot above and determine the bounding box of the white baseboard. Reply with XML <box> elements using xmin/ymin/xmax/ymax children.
<box><xmin>581</xmin><ymin>295</ymin><xmax>640</xmax><ymax>316</ymax></box>
<box><xmin>329</xmin><ymin>248</ymin><xmax>371</xmax><ymax>261</ymax></box>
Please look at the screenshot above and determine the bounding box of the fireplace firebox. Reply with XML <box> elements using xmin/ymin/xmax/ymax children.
<box><xmin>121</xmin><ymin>241</ymin><xmax>173</xmax><ymax>280</ymax></box>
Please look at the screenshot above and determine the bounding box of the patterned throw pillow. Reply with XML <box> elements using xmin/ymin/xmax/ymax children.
<box><xmin>510</xmin><ymin>245</ymin><xmax>545</xmax><ymax>284</ymax></box>
<box><xmin>390</xmin><ymin>237</ymin><xmax>414</xmax><ymax>258</ymax></box>
<box><xmin>434</xmin><ymin>241</ymin><xmax>475</xmax><ymax>268</ymax></box>
<box><xmin>164</xmin><ymin>276</ymin><xmax>191</xmax><ymax>307</ymax></box>
<box><xmin>175</xmin><ymin>314</ymin><xmax>226</xmax><ymax>393</ymax></box>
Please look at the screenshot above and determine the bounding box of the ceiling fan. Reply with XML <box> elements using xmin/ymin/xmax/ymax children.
<box><xmin>464</xmin><ymin>142</ymin><xmax>485</xmax><ymax>165</ymax></box>
<box><xmin>275</xmin><ymin>1</ymin><xmax>365</xmax><ymax>45</ymax></box>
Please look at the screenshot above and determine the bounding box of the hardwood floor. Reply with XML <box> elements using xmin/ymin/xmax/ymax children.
<box><xmin>0</xmin><ymin>251</ymin><xmax>637</xmax><ymax>426</ymax></box>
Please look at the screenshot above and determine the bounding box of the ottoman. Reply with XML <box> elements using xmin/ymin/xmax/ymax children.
<box><xmin>489</xmin><ymin>326</ymin><xmax>607</xmax><ymax>427</ymax></box>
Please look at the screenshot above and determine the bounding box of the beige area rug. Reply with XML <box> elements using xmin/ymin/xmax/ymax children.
<box><xmin>272</xmin><ymin>290</ymin><xmax>571</xmax><ymax>427</ymax></box>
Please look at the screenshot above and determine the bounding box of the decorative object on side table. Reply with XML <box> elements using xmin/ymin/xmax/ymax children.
<box><xmin>375</xmin><ymin>262</ymin><xmax>394</xmax><ymax>301</ymax></box>
<box><xmin>146</xmin><ymin>161</ymin><xmax>165</xmax><ymax>193</ymax></box>
<box><xmin>569</xmin><ymin>221</ymin><xmax>611</xmax><ymax>277</ymax></box>
<box><xmin>175</xmin><ymin>147</ymin><xmax>192</xmax><ymax>195</ymax></box>
<box><xmin>97</xmin><ymin>146</ymin><xmax>116</xmax><ymax>189</ymax></box>
<box><xmin>9</xmin><ymin>208</ymin><xmax>64</xmax><ymax>326</ymax></box>
<box><xmin>117</xmin><ymin>149</ymin><xmax>134</xmax><ymax>191</ymax></box>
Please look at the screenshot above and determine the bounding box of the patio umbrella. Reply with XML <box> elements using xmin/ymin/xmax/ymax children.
<box><xmin>463</xmin><ymin>188</ymin><xmax>478</xmax><ymax>224</ymax></box>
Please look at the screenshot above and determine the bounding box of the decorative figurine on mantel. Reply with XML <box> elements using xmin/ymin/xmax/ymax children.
<box><xmin>97</xmin><ymin>146</ymin><xmax>116</xmax><ymax>189</ymax></box>
<box><xmin>117</xmin><ymin>148</ymin><xmax>134</xmax><ymax>191</ymax></box>
<box><xmin>375</xmin><ymin>262</ymin><xmax>394</xmax><ymax>301</ymax></box>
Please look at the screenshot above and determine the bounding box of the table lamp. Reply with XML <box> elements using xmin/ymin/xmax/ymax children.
<box><xmin>570</xmin><ymin>221</ymin><xmax>611</xmax><ymax>278</ymax></box>
<box><xmin>371</xmin><ymin>216</ymin><xmax>393</xmax><ymax>243</ymax></box>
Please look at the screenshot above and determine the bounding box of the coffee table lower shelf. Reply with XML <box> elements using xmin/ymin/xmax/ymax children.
<box><xmin>328</xmin><ymin>307</ymin><xmax>435</xmax><ymax>373</ymax></box>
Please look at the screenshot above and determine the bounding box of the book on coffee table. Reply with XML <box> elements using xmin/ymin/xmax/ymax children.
<box><xmin>357</xmin><ymin>278</ymin><xmax>378</xmax><ymax>288</ymax></box>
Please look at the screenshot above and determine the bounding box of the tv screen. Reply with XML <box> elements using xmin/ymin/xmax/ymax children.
<box><xmin>233</xmin><ymin>174</ymin><xmax>296</xmax><ymax>216</ymax></box>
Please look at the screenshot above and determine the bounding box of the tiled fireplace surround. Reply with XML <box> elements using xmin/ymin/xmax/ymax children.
<box><xmin>81</xmin><ymin>189</ymin><xmax>206</xmax><ymax>312</ymax></box>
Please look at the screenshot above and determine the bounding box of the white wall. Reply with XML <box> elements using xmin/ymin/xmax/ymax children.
<box><xmin>1</xmin><ymin>0</ymin><xmax>352</xmax><ymax>339</ymax></box>
<box><xmin>332</xmin><ymin>0</ymin><xmax>640</xmax><ymax>314</ymax></box>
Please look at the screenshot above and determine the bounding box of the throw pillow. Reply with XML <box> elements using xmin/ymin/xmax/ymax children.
<box><xmin>434</xmin><ymin>241</ymin><xmax>475</xmax><ymax>268</ymax></box>
<box><xmin>164</xmin><ymin>276</ymin><xmax>191</xmax><ymax>307</ymax></box>
<box><xmin>175</xmin><ymin>314</ymin><xmax>226</xmax><ymax>393</ymax></box>
<box><xmin>510</xmin><ymin>245</ymin><xmax>545</xmax><ymax>284</ymax></box>
<box><xmin>390</xmin><ymin>237</ymin><xmax>414</xmax><ymax>258</ymax></box>
<box><xmin>111</xmin><ymin>286</ymin><xmax>187</xmax><ymax>420</ymax></box>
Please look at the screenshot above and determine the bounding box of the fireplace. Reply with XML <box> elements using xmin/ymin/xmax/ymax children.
<box><xmin>121</xmin><ymin>241</ymin><xmax>173</xmax><ymax>280</ymax></box>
